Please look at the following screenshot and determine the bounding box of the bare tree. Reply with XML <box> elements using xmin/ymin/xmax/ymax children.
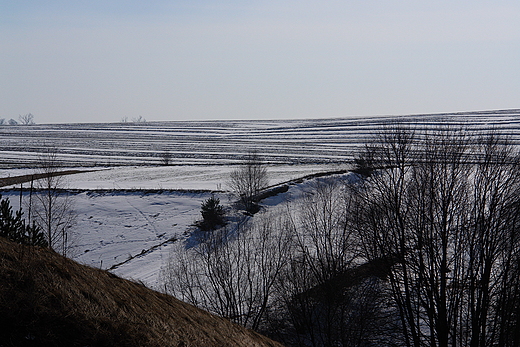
<box><xmin>229</xmin><ymin>152</ymin><xmax>269</xmax><ymax>213</ymax></box>
<box><xmin>160</xmin><ymin>149</ymin><xmax>172</xmax><ymax>166</ymax></box>
<box><xmin>354</xmin><ymin>125</ymin><xmax>520</xmax><ymax>347</ymax></box>
<box><xmin>29</xmin><ymin>148</ymin><xmax>76</xmax><ymax>256</ymax></box>
<box><xmin>269</xmin><ymin>178</ymin><xmax>396</xmax><ymax>347</ymax></box>
<box><xmin>8</xmin><ymin>118</ymin><xmax>18</xmax><ymax>125</ymax></box>
<box><xmin>163</xmin><ymin>211</ymin><xmax>293</xmax><ymax>331</ymax></box>
<box><xmin>462</xmin><ymin>131</ymin><xmax>520</xmax><ymax>347</ymax></box>
<box><xmin>19</xmin><ymin>113</ymin><xmax>35</xmax><ymax>125</ymax></box>
<box><xmin>131</xmin><ymin>115</ymin><xmax>146</xmax><ymax>123</ymax></box>
<box><xmin>295</xmin><ymin>178</ymin><xmax>358</xmax><ymax>283</ymax></box>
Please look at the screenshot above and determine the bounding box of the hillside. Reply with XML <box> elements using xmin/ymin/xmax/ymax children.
<box><xmin>0</xmin><ymin>237</ymin><xmax>284</xmax><ymax>347</ymax></box>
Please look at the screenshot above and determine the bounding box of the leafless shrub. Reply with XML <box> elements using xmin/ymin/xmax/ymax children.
<box><xmin>229</xmin><ymin>151</ymin><xmax>269</xmax><ymax>213</ymax></box>
<box><xmin>28</xmin><ymin>148</ymin><xmax>76</xmax><ymax>256</ymax></box>
<box><xmin>163</xmin><ymin>212</ymin><xmax>293</xmax><ymax>331</ymax></box>
<box><xmin>267</xmin><ymin>179</ymin><xmax>397</xmax><ymax>347</ymax></box>
<box><xmin>296</xmin><ymin>178</ymin><xmax>358</xmax><ymax>283</ymax></box>
<box><xmin>19</xmin><ymin>113</ymin><xmax>35</xmax><ymax>125</ymax></box>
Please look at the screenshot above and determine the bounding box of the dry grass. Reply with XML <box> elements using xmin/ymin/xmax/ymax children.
<box><xmin>0</xmin><ymin>237</ymin><xmax>285</xmax><ymax>347</ymax></box>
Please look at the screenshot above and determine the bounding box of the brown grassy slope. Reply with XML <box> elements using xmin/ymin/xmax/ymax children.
<box><xmin>0</xmin><ymin>238</ymin><xmax>284</xmax><ymax>347</ymax></box>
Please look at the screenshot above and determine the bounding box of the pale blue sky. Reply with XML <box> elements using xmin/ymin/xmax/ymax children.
<box><xmin>1</xmin><ymin>1</ymin><xmax>519</xmax><ymax>123</ymax></box>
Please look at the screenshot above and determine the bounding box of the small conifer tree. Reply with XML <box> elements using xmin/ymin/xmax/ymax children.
<box><xmin>200</xmin><ymin>195</ymin><xmax>225</xmax><ymax>231</ymax></box>
<box><xmin>0</xmin><ymin>194</ymin><xmax>47</xmax><ymax>247</ymax></box>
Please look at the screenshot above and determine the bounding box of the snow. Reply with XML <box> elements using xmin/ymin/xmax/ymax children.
<box><xmin>73</xmin><ymin>190</ymin><xmax>228</xmax><ymax>287</ymax></box>
<box><xmin>1</xmin><ymin>164</ymin><xmax>346</xmax><ymax>190</ymax></box>
<box><xmin>0</xmin><ymin>164</ymin><xmax>350</xmax><ymax>290</ymax></box>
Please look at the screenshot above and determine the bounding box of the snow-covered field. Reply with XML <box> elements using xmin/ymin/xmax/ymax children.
<box><xmin>1</xmin><ymin>110</ymin><xmax>520</xmax><ymax>289</ymax></box>
<box><xmin>0</xmin><ymin>164</ymin><xmax>345</xmax><ymax>191</ymax></box>
<box><xmin>1</xmin><ymin>109</ymin><xmax>520</xmax><ymax>168</ymax></box>
<box><xmin>70</xmin><ymin>190</ymin><xmax>223</xmax><ymax>286</ymax></box>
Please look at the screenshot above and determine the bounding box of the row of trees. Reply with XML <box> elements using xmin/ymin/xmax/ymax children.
<box><xmin>120</xmin><ymin>115</ymin><xmax>146</xmax><ymax>123</ymax></box>
<box><xmin>355</xmin><ymin>126</ymin><xmax>520</xmax><ymax>347</ymax></box>
<box><xmin>0</xmin><ymin>113</ymin><xmax>35</xmax><ymax>125</ymax></box>
<box><xmin>164</xmin><ymin>126</ymin><xmax>520</xmax><ymax>347</ymax></box>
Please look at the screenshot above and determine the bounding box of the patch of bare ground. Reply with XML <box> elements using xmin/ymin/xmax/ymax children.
<box><xmin>0</xmin><ymin>237</ymin><xmax>285</xmax><ymax>347</ymax></box>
